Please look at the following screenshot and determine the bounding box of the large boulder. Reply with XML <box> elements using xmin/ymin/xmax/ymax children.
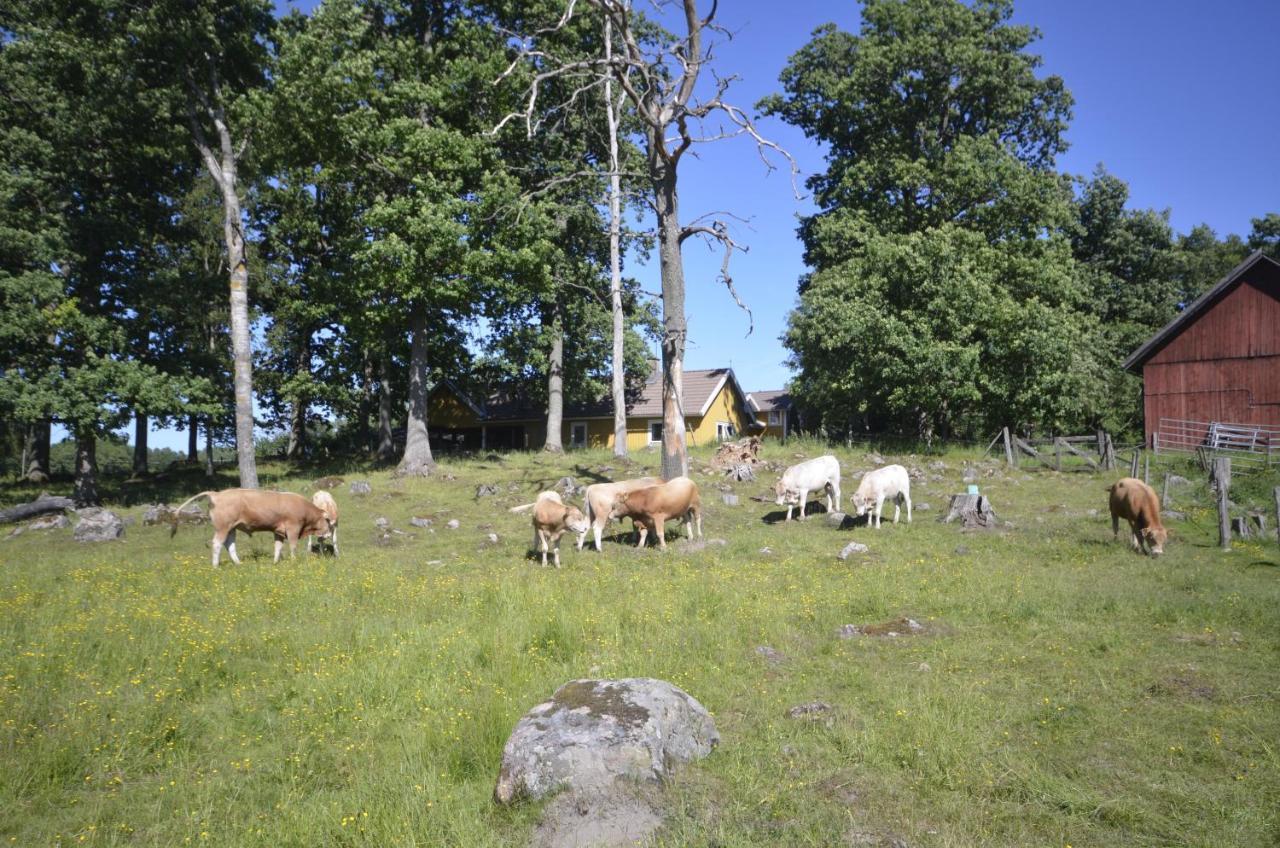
<box><xmin>74</xmin><ymin>508</ymin><xmax>124</xmax><ymax>542</ymax></box>
<box><xmin>494</xmin><ymin>677</ymin><xmax>718</xmax><ymax>805</ymax></box>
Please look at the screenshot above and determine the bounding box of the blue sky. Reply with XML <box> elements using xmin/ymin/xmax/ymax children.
<box><xmin>132</xmin><ymin>0</ymin><xmax>1280</xmax><ymax>451</ymax></box>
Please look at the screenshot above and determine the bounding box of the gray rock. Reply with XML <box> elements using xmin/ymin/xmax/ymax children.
<box><xmin>786</xmin><ymin>701</ymin><xmax>832</xmax><ymax>720</ymax></box>
<box><xmin>866</xmin><ymin>452</ymin><xmax>885</xmax><ymax>466</ymax></box>
<box><xmin>374</xmin><ymin>516</ymin><xmax>390</xmax><ymax>530</ymax></box>
<box><xmin>475</xmin><ymin>484</ymin><xmax>500</xmax><ymax>498</ymax></box>
<box><xmin>446</xmin><ymin>519</ymin><xmax>460</xmax><ymax>530</ymax></box>
<box><xmin>825</xmin><ymin>511</ymin><xmax>851</xmax><ymax>528</ymax></box>
<box><xmin>494</xmin><ymin>678</ymin><xmax>718</xmax><ymax>805</ymax></box>
<box><xmin>754</xmin><ymin>646</ymin><xmax>787</xmax><ymax>666</ymax></box>
<box><xmin>1169</xmin><ymin>475</ymin><xmax>1192</xmax><ymax>487</ymax></box>
<box><xmin>914</xmin><ymin>502</ymin><xmax>931</xmax><ymax>512</ymax></box>
<box><xmin>531</xmin><ymin>787</ymin><xmax>664</xmax><ymax>848</ymax></box>
<box><xmin>349</xmin><ymin>481</ymin><xmax>371</xmax><ymax>495</ymax></box>
<box><xmin>837</xmin><ymin>541</ymin><xmax>869</xmax><ymax>560</ymax></box>
<box><xmin>1163</xmin><ymin>509</ymin><xmax>1187</xmax><ymax>521</ymax></box>
<box><xmin>409</xmin><ymin>516</ymin><xmax>433</xmax><ymax>529</ymax></box>
<box><xmin>758</xmin><ymin>546</ymin><xmax>773</xmax><ymax>555</ymax></box>
<box><xmin>554</xmin><ymin>476</ymin><xmax>583</xmax><ymax>498</ymax></box>
<box><xmin>142</xmin><ymin>503</ymin><xmax>207</xmax><ymax>526</ymax></box>
<box><xmin>720</xmin><ymin>493</ymin><xmax>739</xmax><ymax>506</ymax></box>
<box><xmin>487</xmin><ymin>533</ymin><xmax>500</xmax><ymax>544</ymax></box>
<box><xmin>917</xmin><ymin>662</ymin><xmax>931</xmax><ymax>673</ymax></box>
<box><xmin>954</xmin><ymin>545</ymin><xmax>970</xmax><ymax>555</ymax></box>
<box><xmin>74</xmin><ymin>508</ymin><xmax>124</xmax><ymax>543</ymax></box>
<box><xmin>1087</xmin><ymin>508</ymin><xmax>1099</xmax><ymax>517</ymax></box>
<box><xmin>928</xmin><ymin>461</ymin><xmax>946</xmax><ymax>471</ymax></box>
<box><xmin>27</xmin><ymin>514</ymin><xmax>69</xmax><ymax>531</ymax></box>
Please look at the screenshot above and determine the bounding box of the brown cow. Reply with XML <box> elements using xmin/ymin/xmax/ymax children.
<box><xmin>510</xmin><ymin>491</ymin><xmax>589</xmax><ymax>568</ymax></box>
<box><xmin>578</xmin><ymin>477</ymin><xmax>660</xmax><ymax>551</ymax></box>
<box><xmin>1107</xmin><ymin>477</ymin><xmax>1168</xmax><ymax>556</ymax></box>
<box><xmin>609</xmin><ymin>476</ymin><xmax>702</xmax><ymax>549</ymax></box>
<box><xmin>173</xmin><ymin>489</ymin><xmax>333</xmax><ymax>567</ymax></box>
<box><xmin>308</xmin><ymin>490</ymin><xmax>340</xmax><ymax>556</ymax></box>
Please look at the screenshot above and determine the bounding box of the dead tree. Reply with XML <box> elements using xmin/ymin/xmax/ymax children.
<box><xmin>495</xmin><ymin>0</ymin><xmax>799</xmax><ymax>479</ymax></box>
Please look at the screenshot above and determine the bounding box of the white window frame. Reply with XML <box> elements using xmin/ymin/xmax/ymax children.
<box><xmin>647</xmin><ymin>420</ymin><xmax>663</xmax><ymax>444</ymax></box>
<box><xmin>716</xmin><ymin>421</ymin><xmax>735</xmax><ymax>442</ymax></box>
<box><xmin>768</xmin><ymin>409</ymin><xmax>782</xmax><ymax>425</ymax></box>
<box><xmin>570</xmin><ymin>421</ymin><xmax>587</xmax><ymax>448</ymax></box>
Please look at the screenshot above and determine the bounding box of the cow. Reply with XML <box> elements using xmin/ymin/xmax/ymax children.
<box><xmin>851</xmin><ymin>464</ymin><xmax>912</xmax><ymax>529</ymax></box>
<box><xmin>308</xmin><ymin>490</ymin><xmax>339</xmax><ymax>556</ymax></box>
<box><xmin>1107</xmin><ymin>477</ymin><xmax>1168</xmax><ymax>556</ymax></box>
<box><xmin>510</xmin><ymin>491</ymin><xmax>589</xmax><ymax>568</ymax></box>
<box><xmin>172</xmin><ymin>489</ymin><xmax>333</xmax><ymax>567</ymax></box>
<box><xmin>609</xmin><ymin>476</ymin><xmax>702</xmax><ymax>550</ymax></box>
<box><xmin>578</xmin><ymin>476</ymin><xmax>660</xmax><ymax>551</ymax></box>
<box><xmin>774</xmin><ymin>455</ymin><xmax>841</xmax><ymax>521</ymax></box>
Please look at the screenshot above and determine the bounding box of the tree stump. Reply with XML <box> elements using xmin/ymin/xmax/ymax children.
<box><xmin>943</xmin><ymin>494</ymin><xmax>997</xmax><ymax>529</ymax></box>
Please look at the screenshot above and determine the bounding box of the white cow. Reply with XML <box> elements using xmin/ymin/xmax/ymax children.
<box><xmin>774</xmin><ymin>455</ymin><xmax>841</xmax><ymax>521</ymax></box>
<box><xmin>851</xmin><ymin>464</ymin><xmax>912</xmax><ymax>528</ymax></box>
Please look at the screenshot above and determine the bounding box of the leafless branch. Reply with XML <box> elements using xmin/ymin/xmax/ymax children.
<box><xmin>679</xmin><ymin>220</ymin><xmax>751</xmax><ymax>336</ymax></box>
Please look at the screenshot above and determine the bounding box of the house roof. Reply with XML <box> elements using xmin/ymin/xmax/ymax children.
<box><xmin>1122</xmin><ymin>251</ymin><xmax>1280</xmax><ymax>372</ymax></box>
<box><xmin>433</xmin><ymin>367</ymin><xmax>753</xmax><ymax>422</ymax></box>
<box><xmin>746</xmin><ymin>390</ymin><xmax>792</xmax><ymax>414</ymax></box>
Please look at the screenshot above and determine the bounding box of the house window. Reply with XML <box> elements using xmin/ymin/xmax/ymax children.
<box><xmin>768</xmin><ymin>410</ymin><xmax>782</xmax><ymax>425</ymax></box>
<box><xmin>716</xmin><ymin>421</ymin><xmax>735</xmax><ymax>442</ymax></box>
<box><xmin>570</xmin><ymin>422</ymin><xmax>587</xmax><ymax>448</ymax></box>
<box><xmin>648</xmin><ymin>421</ymin><xmax>663</xmax><ymax>444</ymax></box>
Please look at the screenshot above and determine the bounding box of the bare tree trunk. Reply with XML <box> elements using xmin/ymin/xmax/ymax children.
<box><xmin>187</xmin><ymin>414</ymin><xmax>199</xmax><ymax>462</ymax></box>
<box><xmin>189</xmin><ymin>83</ymin><xmax>258</xmax><ymax>488</ymax></box>
<box><xmin>398</xmin><ymin>307</ymin><xmax>436</xmax><ymax>476</ymax></box>
<box><xmin>605</xmin><ymin>14</ymin><xmax>628</xmax><ymax>458</ymax></box>
<box><xmin>358</xmin><ymin>350</ymin><xmax>375</xmax><ymax>454</ymax></box>
<box><xmin>544</xmin><ymin>300</ymin><xmax>565</xmax><ymax>453</ymax></box>
<box><xmin>133</xmin><ymin>413</ymin><xmax>148</xmax><ymax>475</ymax></box>
<box><xmin>287</xmin><ymin>400</ymin><xmax>305</xmax><ymax>460</ymax></box>
<box><xmin>24</xmin><ymin>420</ymin><xmax>51</xmax><ymax>483</ymax></box>
<box><xmin>205</xmin><ymin>418</ymin><xmax>215</xmax><ymax>478</ymax></box>
<box><xmin>653</xmin><ymin>158</ymin><xmax>688</xmax><ymax>481</ymax></box>
<box><xmin>377</xmin><ymin>352</ymin><xmax>395</xmax><ymax>463</ymax></box>
<box><xmin>73</xmin><ymin>426</ymin><xmax>99</xmax><ymax>506</ymax></box>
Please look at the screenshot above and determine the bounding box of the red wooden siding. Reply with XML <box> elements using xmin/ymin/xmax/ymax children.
<box><xmin>1140</xmin><ymin>263</ymin><xmax>1280</xmax><ymax>445</ymax></box>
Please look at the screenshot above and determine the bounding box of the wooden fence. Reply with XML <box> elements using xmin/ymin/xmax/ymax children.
<box><xmin>1155</xmin><ymin>417</ymin><xmax>1280</xmax><ymax>471</ymax></box>
<box><xmin>985</xmin><ymin>428</ymin><xmax>1123</xmax><ymax>472</ymax></box>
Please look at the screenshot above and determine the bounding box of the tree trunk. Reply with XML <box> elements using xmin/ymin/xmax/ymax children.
<box><xmin>543</xmin><ymin>300</ymin><xmax>565</xmax><ymax>453</ymax></box>
<box><xmin>73</xmin><ymin>426</ymin><xmax>99</xmax><ymax>507</ymax></box>
<box><xmin>187</xmin><ymin>414</ymin><xmax>199</xmax><ymax>462</ymax></box>
<box><xmin>652</xmin><ymin>155</ymin><xmax>688</xmax><ymax>481</ymax></box>
<box><xmin>23</xmin><ymin>420</ymin><xmax>51</xmax><ymax>483</ymax></box>
<box><xmin>398</xmin><ymin>307</ymin><xmax>436</xmax><ymax>476</ymax></box>
<box><xmin>358</xmin><ymin>350</ymin><xmax>375</xmax><ymax>454</ymax></box>
<box><xmin>605</xmin><ymin>15</ymin><xmax>628</xmax><ymax>458</ymax></box>
<box><xmin>205</xmin><ymin>418</ymin><xmax>215</xmax><ymax>478</ymax></box>
<box><xmin>287</xmin><ymin>337</ymin><xmax>308</xmax><ymax>460</ymax></box>
<box><xmin>133</xmin><ymin>412</ymin><xmax>148</xmax><ymax>475</ymax></box>
<box><xmin>377</xmin><ymin>352</ymin><xmax>395</xmax><ymax>462</ymax></box>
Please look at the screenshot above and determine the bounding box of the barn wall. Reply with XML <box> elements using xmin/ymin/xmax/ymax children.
<box><xmin>1140</xmin><ymin>267</ymin><xmax>1280</xmax><ymax>444</ymax></box>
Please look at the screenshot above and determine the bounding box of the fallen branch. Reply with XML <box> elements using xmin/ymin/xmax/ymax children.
<box><xmin>0</xmin><ymin>494</ymin><xmax>76</xmax><ymax>525</ymax></box>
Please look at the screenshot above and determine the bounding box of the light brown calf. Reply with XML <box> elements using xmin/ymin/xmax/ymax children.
<box><xmin>173</xmin><ymin>489</ymin><xmax>333</xmax><ymax>567</ymax></box>
<box><xmin>1107</xmin><ymin>477</ymin><xmax>1168</xmax><ymax>556</ymax></box>
<box><xmin>609</xmin><ymin>476</ymin><xmax>702</xmax><ymax>549</ymax></box>
<box><xmin>308</xmin><ymin>490</ymin><xmax>339</xmax><ymax>556</ymax></box>
<box><xmin>579</xmin><ymin>477</ymin><xmax>660</xmax><ymax>551</ymax></box>
<box><xmin>510</xmin><ymin>491</ymin><xmax>589</xmax><ymax>568</ymax></box>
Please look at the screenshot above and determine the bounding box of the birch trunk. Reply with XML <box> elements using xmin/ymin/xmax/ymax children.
<box><xmin>652</xmin><ymin>150</ymin><xmax>688</xmax><ymax>481</ymax></box>
<box><xmin>398</xmin><ymin>307</ymin><xmax>436</xmax><ymax>476</ymax></box>
<box><xmin>133</xmin><ymin>413</ymin><xmax>148</xmax><ymax>475</ymax></box>
<box><xmin>543</xmin><ymin>301</ymin><xmax>565</xmax><ymax>453</ymax></box>
<box><xmin>605</xmin><ymin>14</ymin><xmax>628</xmax><ymax>457</ymax></box>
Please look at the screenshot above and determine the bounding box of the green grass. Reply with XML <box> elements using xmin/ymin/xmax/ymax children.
<box><xmin>1</xmin><ymin>444</ymin><xmax>1277</xmax><ymax>846</ymax></box>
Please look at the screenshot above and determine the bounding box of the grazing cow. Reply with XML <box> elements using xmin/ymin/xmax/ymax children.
<box><xmin>609</xmin><ymin>476</ymin><xmax>702</xmax><ymax>550</ymax></box>
<box><xmin>1108</xmin><ymin>477</ymin><xmax>1168</xmax><ymax>556</ymax></box>
<box><xmin>308</xmin><ymin>490</ymin><xmax>339</xmax><ymax>556</ymax></box>
<box><xmin>510</xmin><ymin>491</ymin><xmax>589</xmax><ymax>568</ymax></box>
<box><xmin>851</xmin><ymin>464</ymin><xmax>912</xmax><ymax>529</ymax></box>
<box><xmin>578</xmin><ymin>477</ymin><xmax>660</xmax><ymax>551</ymax></box>
<box><xmin>172</xmin><ymin>489</ymin><xmax>333</xmax><ymax>567</ymax></box>
<box><xmin>774</xmin><ymin>455</ymin><xmax>841</xmax><ymax>521</ymax></box>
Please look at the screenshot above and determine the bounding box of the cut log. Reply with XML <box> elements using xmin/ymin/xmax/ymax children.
<box><xmin>943</xmin><ymin>494</ymin><xmax>998</xmax><ymax>530</ymax></box>
<box><xmin>710</xmin><ymin>436</ymin><xmax>763</xmax><ymax>470</ymax></box>
<box><xmin>0</xmin><ymin>494</ymin><xmax>76</xmax><ymax>525</ymax></box>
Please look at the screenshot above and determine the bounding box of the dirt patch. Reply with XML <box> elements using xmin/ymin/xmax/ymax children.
<box><xmin>818</xmin><ymin>772</ymin><xmax>862</xmax><ymax>807</ymax></box>
<box><xmin>1145</xmin><ymin>670</ymin><xmax>1217</xmax><ymax>701</ymax></box>
<box><xmin>548</xmin><ymin>680</ymin><xmax>652</xmax><ymax>726</ymax></box>
<box><xmin>845</xmin><ymin>829</ymin><xmax>911</xmax><ymax>848</ymax></box>
<box><xmin>532</xmin><ymin>787</ymin><xmax>665</xmax><ymax>848</ymax></box>
<box><xmin>837</xmin><ymin>617</ymin><xmax>937</xmax><ymax>638</ymax></box>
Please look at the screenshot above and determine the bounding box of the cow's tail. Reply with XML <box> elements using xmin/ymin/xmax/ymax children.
<box><xmin>509</xmin><ymin>502</ymin><xmax>537</xmax><ymax>514</ymax></box>
<box><xmin>170</xmin><ymin>491</ymin><xmax>215</xmax><ymax>538</ymax></box>
<box><xmin>584</xmin><ymin>495</ymin><xmax>596</xmax><ymax>527</ymax></box>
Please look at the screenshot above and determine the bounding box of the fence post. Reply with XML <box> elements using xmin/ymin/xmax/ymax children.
<box><xmin>1106</xmin><ymin>433</ymin><xmax>1116</xmax><ymax>470</ymax></box>
<box><xmin>1003</xmin><ymin>427</ymin><xmax>1015</xmax><ymax>468</ymax></box>
<box><xmin>1274</xmin><ymin>487</ymin><xmax>1279</xmax><ymax>548</ymax></box>
<box><xmin>1152</xmin><ymin>432</ymin><xmax>1160</xmax><ymax>455</ymax></box>
<box><xmin>1055</xmin><ymin>438</ymin><xmax>1062</xmax><ymax>472</ymax></box>
<box><xmin>1143</xmin><ymin>452</ymin><xmax>1150</xmax><ymax>485</ymax></box>
<box><xmin>1130</xmin><ymin>450</ymin><xmax>1140</xmax><ymax>478</ymax></box>
<box><xmin>1162</xmin><ymin>472</ymin><xmax>1172</xmax><ymax>509</ymax></box>
<box><xmin>1213</xmin><ymin>458</ymin><xmax>1231</xmax><ymax>550</ymax></box>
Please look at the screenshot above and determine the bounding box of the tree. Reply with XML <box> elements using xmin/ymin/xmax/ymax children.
<box><xmin>1247</xmin><ymin>212</ymin><xmax>1280</xmax><ymax>259</ymax></box>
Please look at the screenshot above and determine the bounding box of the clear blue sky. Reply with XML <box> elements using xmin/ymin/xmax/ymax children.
<box><xmin>132</xmin><ymin>0</ymin><xmax>1280</xmax><ymax>451</ymax></box>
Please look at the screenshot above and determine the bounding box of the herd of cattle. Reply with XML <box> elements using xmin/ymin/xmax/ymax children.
<box><xmin>169</xmin><ymin>453</ymin><xmax>1169</xmax><ymax>566</ymax></box>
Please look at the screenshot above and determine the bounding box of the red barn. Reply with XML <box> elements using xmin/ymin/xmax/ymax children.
<box><xmin>1123</xmin><ymin>251</ymin><xmax>1280</xmax><ymax>452</ymax></box>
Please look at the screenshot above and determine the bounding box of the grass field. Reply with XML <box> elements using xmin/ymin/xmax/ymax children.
<box><xmin>1</xmin><ymin>442</ymin><xmax>1278</xmax><ymax>847</ymax></box>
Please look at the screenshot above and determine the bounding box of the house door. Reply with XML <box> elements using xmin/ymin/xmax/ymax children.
<box><xmin>570</xmin><ymin>422</ymin><xmax>588</xmax><ymax>449</ymax></box>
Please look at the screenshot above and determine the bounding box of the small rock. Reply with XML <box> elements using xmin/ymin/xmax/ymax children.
<box><xmin>487</xmin><ymin>533</ymin><xmax>499</xmax><ymax>544</ymax></box>
<box><xmin>410</xmin><ymin>516</ymin><xmax>434</xmax><ymax>528</ymax></box>
<box><xmin>554</xmin><ymin>476</ymin><xmax>583</xmax><ymax>497</ymax></box>
<box><xmin>26</xmin><ymin>514</ymin><xmax>69</xmax><ymax>531</ymax></box>
<box><xmin>928</xmin><ymin>461</ymin><xmax>946</xmax><ymax>471</ymax></box>
<box><xmin>917</xmin><ymin>662</ymin><xmax>931</xmax><ymax>672</ymax></box>
<box><xmin>721</xmin><ymin>493</ymin><xmax>739</xmax><ymax>506</ymax></box>
<box><xmin>446</xmin><ymin>519</ymin><xmax>460</xmax><ymax>530</ymax></box>
<box><xmin>825</xmin><ymin>511</ymin><xmax>851</xmax><ymax>528</ymax></box>
<box><xmin>1169</xmin><ymin>475</ymin><xmax>1191</xmax><ymax>487</ymax></box>
<box><xmin>837</xmin><ymin>541</ymin><xmax>869</xmax><ymax>560</ymax></box>
<box><xmin>374</xmin><ymin>516</ymin><xmax>390</xmax><ymax>529</ymax></box>
<box><xmin>74</xmin><ymin>508</ymin><xmax>124</xmax><ymax>543</ymax></box>
<box><xmin>349</xmin><ymin>481</ymin><xmax>371</xmax><ymax>495</ymax></box>
<box><xmin>754</xmin><ymin>646</ymin><xmax>787</xmax><ymax>665</ymax></box>
<box><xmin>866</xmin><ymin>453</ymin><xmax>884</xmax><ymax>465</ymax></box>
<box><xmin>476</xmin><ymin>484</ymin><xmax>500</xmax><ymax>498</ymax></box>
<box><xmin>914</xmin><ymin>502</ymin><xmax>931</xmax><ymax>512</ymax></box>
<box><xmin>781</xmin><ymin>745</ymin><xmax>798</xmax><ymax>757</ymax></box>
<box><xmin>786</xmin><ymin>701</ymin><xmax>832</xmax><ymax>719</ymax></box>
<box><xmin>758</xmin><ymin>546</ymin><xmax>773</xmax><ymax>555</ymax></box>
<box><xmin>836</xmin><ymin>624</ymin><xmax>863</xmax><ymax>638</ymax></box>
<box><xmin>954</xmin><ymin>545</ymin><xmax>970</xmax><ymax>555</ymax></box>
<box><xmin>313</xmin><ymin>476</ymin><xmax>344</xmax><ymax>489</ymax></box>
<box><xmin>1163</xmin><ymin>510</ymin><xmax>1187</xmax><ymax>521</ymax></box>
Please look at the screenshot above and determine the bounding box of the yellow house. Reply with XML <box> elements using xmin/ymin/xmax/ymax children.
<box><xmin>426</xmin><ymin>368</ymin><xmax>763</xmax><ymax>452</ymax></box>
<box><xmin>745</xmin><ymin>390</ymin><xmax>794</xmax><ymax>441</ymax></box>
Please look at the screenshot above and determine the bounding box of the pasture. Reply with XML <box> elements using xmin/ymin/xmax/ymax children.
<box><xmin>1</xmin><ymin>442</ymin><xmax>1278</xmax><ymax>846</ymax></box>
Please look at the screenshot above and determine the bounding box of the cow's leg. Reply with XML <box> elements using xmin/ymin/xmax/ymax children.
<box><xmin>273</xmin><ymin>536</ymin><xmax>284</xmax><ymax>564</ymax></box>
<box><xmin>634</xmin><ymin>522</ymin><xmax>648</xmax><ymax>548</ymax></box>
<box><xmin>825</xmin><ymin>483</ymin><xmax>834</xmax><ymax>513</ymax></box>
<box><xmin>1111</xmin><ymin>512</ymin><xmax>1120</xmax><ymax>540</ymax></box>
<box><xmin>892</xmin><ymin>496</ymin><xmax>901</xmax><ymax>524</ymax></box>
<box><xmin>785</xmin><ymin>504</ymin><xmax>794</xmax><ymax>522</ymax></box>
<box><xmin>223</xmin><ymin>530</ymin><xmax>241</xmax><ymax>565</ymax></box>
<box><xmin>653</xmin><ymin>516</ymin><xmax>667</xmax><ymax>549</ymax></box>
<box><xmin>694</xmin><ymin>505</ymin><xmax>703</xmax><ymax>539</ymax></box>
<box><xmin>798</xmin><ymin>489</ymin><xmax>809</xmax><ymax>519</ymax></box>
<box><xmin>538</xmin><ymin>529</ymin><xmax>549</xmax><ymax>567</ymax></box>
<box><xmin>833</xmin><ymin>481</ymin><xmax>841</xmax><ymax>512</ymax></box>
<box><xmin>904</xmin><ymin>491</ymin><xmax>912</xmax><ymax>523</ymax></box>
<box><xmin>1129</xmin><ymin>523</ymin><xmax>1141</xmax><ymax>551</ymax></box>
<box><xmin>593</xmin><ymin>521</ymin><xmax>604</xmax><ymax>552</ymax></box>
<box><xmin>211</xmin><ymin>530</ymin><xmax>225</xmax><ymax>568</ymax></box>
<box><xmin>874</xmin><ymin>495</ymin><xmax>885</xmax><ymax>529</ymax></box>
<box><xmin>332</xmin><ymin>525</ymin><xmax>339</xmax><ymax>557</ymax></box>
<box><xmin>286</xmin><ymin>528</ymin><xmax>300</xmax><ymax>559</ymax></box>
<box><xmin>552</xmin><ymin>533</ymin><xmax>563</xmax><ymax>568</ymax></box>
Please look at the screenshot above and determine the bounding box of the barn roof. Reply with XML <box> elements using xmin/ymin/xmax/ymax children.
<box><xmin>746</xmin><ymin>390</ymin><xmax>792</xmax><ymax>413</ymax></box>
<box><xmin>1122</xmin><ymin>251</ymin><xmax>1280</xmax><ymax>372</ymax></box>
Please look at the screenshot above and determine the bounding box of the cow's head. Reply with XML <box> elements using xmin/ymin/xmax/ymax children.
<box><xmin>307</xmin><ymin>515</ymin><xmax>333</xmax><ymax>539</ymax></box>
<box><xmin>1143</xmin><ymin>526</ymin><xmax>1167</xmax><ymax>556</ymax></box>
<box><xmin>564</xmin><ymin>505</ymin><xmax>590</xmax><ymax>536</ymax></box>
<box><xmin>850</xmin><ymin>495</ymin><xmax>871</xmax><ymax>517</ymax></box>
<box><xmin>773</xmin><ymin>480</ymin><xmax>800</xmax><ymax>506</ymax></box>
